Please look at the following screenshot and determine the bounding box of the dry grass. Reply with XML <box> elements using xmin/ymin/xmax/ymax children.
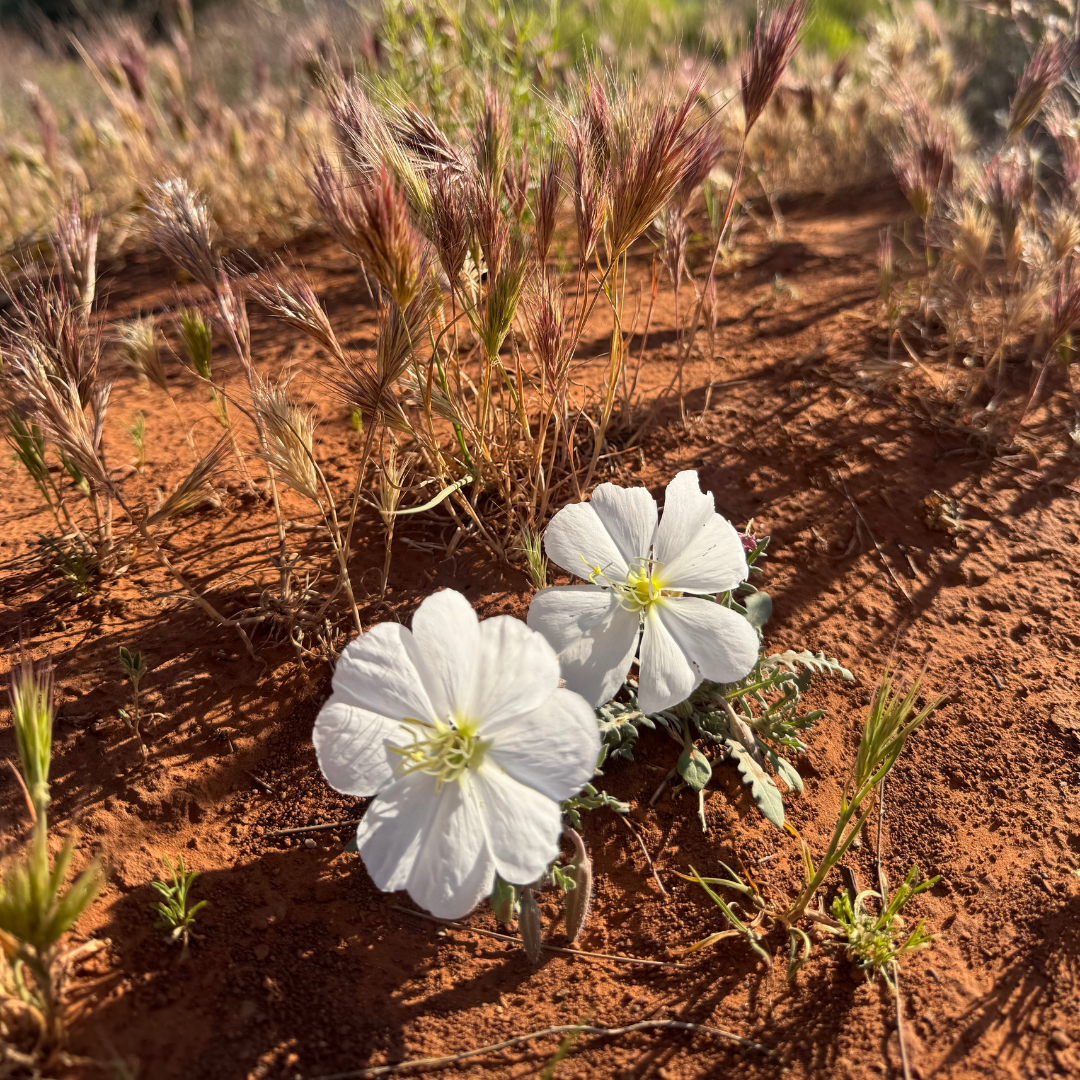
<box><xmin>867</xmin><ymin>8</ymin><xmax>1080</xmax><ymax>446</ymax></box>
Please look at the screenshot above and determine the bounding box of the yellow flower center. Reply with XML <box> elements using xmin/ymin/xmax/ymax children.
<box><xmin>625</xmin><ymin>566</ymin><xmax>663</xmax><ymax>609</ymax></box>
<box><xmin>389</xmin><ymin>718</ymin><xmax>488</xmax><ymax>790</ymax></box>
<box><xmin>585</xmin><ymin>556</ymin><xmax>679</xmax><ymax>614</ymax></box>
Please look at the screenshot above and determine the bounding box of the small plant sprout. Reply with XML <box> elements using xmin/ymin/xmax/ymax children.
<box><xmin>38</xmin><ymin>536</ymin><xmax>96</xmax><ymax>599</ymax></box>
<box><xmin>516</xmin><ymin>525</ymin><xmax>548</xmax><ymax>590</ymax></box>
<box><xmin>830</xmin><ymin>865</ymin><xmax>938</xmax><ymax>990</ymax></box>
<box><xmin>313</xmin><ymin>589</ymin><xmax>600</xmax><ymax>919</ymax></box>
<box><xmin>122</xmin><ymin>410</ymin><xmax>146</xmax><ymax>470</ymax></box>
<box><xmin>672</xmin><ymin>668</ymin><xmax>941</xmax><ymax>983</ymax></box>
<box><xmin>151</xmin><ymin>856</ymin><xmax>207</xmax><ymax>955</ymax></box>
<box><xmin>783</xmin><ymin>670</ymin><xmax>943</xmax><ymax>924</ymax></box>
<box><xmin>1</xmin><ymin>655</ymin><xmax>105</xmax><ymax>1063</ymax></box>
<box><xmin>118</xmin><ymin>646</ymin><xmax>148</xmax><ymax>754</ymax></box>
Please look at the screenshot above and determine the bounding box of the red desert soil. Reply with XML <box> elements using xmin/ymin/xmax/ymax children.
<box><xmin>3</xmin><ymin>184</ymin><xmax>1080</xmax><ymax>1080</ymax></box>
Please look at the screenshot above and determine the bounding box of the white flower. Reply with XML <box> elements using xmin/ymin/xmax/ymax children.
<box><xmin>527</xmin><ymin>470</ymin><xmax>759</xmax><ymax>714</ymax></box>
<box><xmin>313</xmin><ymin>589</ymin><xmax>601</xmax><ymax>919</ymax></box>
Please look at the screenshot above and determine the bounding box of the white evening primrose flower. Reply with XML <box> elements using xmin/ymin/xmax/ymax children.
<box><xmin>527</xmin><ymin>470</ymin><xmax>759</xmax><ymax>714</ymax></box>
<box><xmin>313</xmin><ymin>589</ymin><xmax>600</xmax><ymax>920</ymax></box>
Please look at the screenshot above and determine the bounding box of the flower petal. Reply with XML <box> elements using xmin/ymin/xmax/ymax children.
<box><xmin>358</xmin><ymin>772</ymin><xmax>495</xmax><ymax>919</ymax></box>
<box><xmin>652</xmin><ymin>470</ymin><xmax>715</xmax><ymax>564</ymax></box>
<box><xmin>656</xmin><ymin>597</ymin><xmax>760</xmax><ymax>685</ymax></box>
<box><xmin>653</xmin><ymin>472</ymin><xmax>748</xmax><ymax>594</ymax></box>
<box><xmin>527</xmin><ymin>585</ymin><xmax>640</xmax><ymax>706</ymax></box>
<box><xmin>409</xmin><ymin>589</ymin><xmax>480</xmax><ymax>722</ymax></box>
<box><xmin>660</xmin><ymin>513</ymin><xmax>749</xmax><ymax>594</ymax></box>
<box><xmin>638</xmin><ymin>603</ymin><xmax>698</xmax><ymax>713</ymax></box>
<box><xmin>486</xmin><ymin>687</ymin><xmax>601</xmax><ymax>800</ymax></box>
<box><xmin>471</xmin><ymin>765</ymin><xmax>563</xmax><ymax>884</ymax></box>
<box><xmin>331</xmin><ymin>621</ymin><xmax>435</xmax><ymax>722</ymax></box>
<box><xmin>469</xmin><ymin>616</ymin><xmax>560</xmax><ymax>727</ymax></box>
<box><xmin>590</xmin><ymin>482</ymin><xmax>657</xmax><ymax>568</ymax></box>
<box><xmin>542</xmin><ymin>502</ymin><xmax>627</xmax><ymax>581</ymax></box>
<box><xmin>355</xmin><ymin>771</ymin><xmax>442</xmax><ymax>893</ymax></box>
<box><xmin>313</xmin><ymin>693</ymin><xmax>411</xmax><ymax>795</ymax></box>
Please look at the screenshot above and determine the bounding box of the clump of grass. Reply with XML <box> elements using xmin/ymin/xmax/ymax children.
<box><xmin>516</xmin><ymin>525</ymin><xmax>548</xmax><ymax>589</ymax></box>
<box><xmin>872</xmin><ymin>9</ymin><xmax>1080</xmax><ymax>445</ymax></box>
<box><xmin>784</xmin><ymin>669</ymin><xmax>942</xmax><ymax>923</ymax></box>
<box><xmin>1</xmin><ymin>655</ymin><xmax>105</xmax><ymax>1068</ymax></box>
<box><xmin>675</xmin><ymin>668</ymin><xmax>942</xmax><ymax>985</ymax></box>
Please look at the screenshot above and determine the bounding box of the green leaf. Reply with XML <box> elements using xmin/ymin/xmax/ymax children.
<box><xmin>489</xmin><ymin>875</ymin><xmax>517</xmax><ymax>925</ymax></box>
<box><xmin>725</xmin><ymin>738</ymin><xmax>785</xmax><ymax>827</ymax></box>
<box><xmin>769</xmin><ymin>749</ymin><xmax>804</xmax><ymax>795</ymax></box>
<box><xmin>342</xmin><ymin>835</ymin><xmax>358</xmax><ymax>854</ymax></box>
<box><xmin>677</xmin><ymin>746</ymin><xmax>712</xmax><ymax>792</ymax></box>
<box><xmin>787</xmin><ymin>925</ymin><xmax>813</xmax><ymax>982</ymax></box>
<box><xmin>743</xmin><ymin>591</ymin><xmax>773</xmax><ymax>631</ymax></box>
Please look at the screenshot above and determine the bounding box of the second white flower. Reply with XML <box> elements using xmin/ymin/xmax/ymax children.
<box><xmin>527</xmin><ymin>470</ymin><xmax>759</xmax><ymax>713</ymax></box>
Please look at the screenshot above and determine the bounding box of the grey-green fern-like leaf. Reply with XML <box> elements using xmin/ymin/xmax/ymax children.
<box><xmin>768</xmin><ymin>649</ymin><xmax>854</xmax><ymax>682</ymax></box>
<box><xmin>768</xmin><ymin>748</ymin><xmax>804</xmax><ymax>794</ymax></box>
<box><xmin>725</xmin><ymin>737</ymin><xmax>785</xmax><ymax>827</ymax></box>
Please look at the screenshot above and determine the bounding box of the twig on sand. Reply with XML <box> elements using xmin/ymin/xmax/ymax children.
<box><xmin>245</xmin><ymin>771</ymin><xmax>280</xmax><ymax>799</ymax></box>
<box><xmin>616</xmin><ymin>813</ymin><xmax>668</xmax><ymax>896</ymax></box>
<box><xmin>391</xmin><ymin>906</ymin><xmax>684</xmax><ymax>968</ymax></box>
<box><xmin>264</xmin><ymin>819</ymin><xmax>361</xmax><ymax>838</ymax></box>
<box><xmin>831</xmin><ymin>471</ymin><xmax>914</xmax><ymax>605</ymax></box>
<box><xmin>314</xmin><ymin>1019</ymin><xmax>774</xmax><ymax>1079</ymax></box>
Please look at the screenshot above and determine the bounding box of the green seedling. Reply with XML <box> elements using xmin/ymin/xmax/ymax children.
<box><xmin>1</xmin><ymin>655</ymin><xmax>105</xmax><ymax>1061</ymax></box>
<box><xmin>516</xmin><ymin>525</ymin><xmax>548</xmax><ymax>589</ymax></box>
<box><xmin>38</xmin><ymin>536</ymin><xmax>96</xmax><ymax>598</ymax></box>
<box><xmin>676</xmin><ymin>669</ymin><xmax>943</xmax><ymax>985</ymax></box>
<box><xmin>831</xmin><ymin>865</ymin><xmax>938</xmax><ymax>990</ymax></box>
<box><xmin>122</xmin><ymin>410</ymin><xmax>146</xmax><ymax>470</ymax></box>
<box><xmin>151</xmin><ymin>855</ymin><xmax>207</xmax><ymax>954</ymax></box>
<box><xmin>118</xmin><ymin>646</ymin><xmax>148</xmax><ymax>754</ymax></box>
<box><xmin>784</xmin><ymin>670</ymin><xmax>943</xmax><ymax>923</ymax></box>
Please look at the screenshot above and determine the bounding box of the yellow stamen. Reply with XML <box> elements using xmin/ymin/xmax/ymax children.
<box><xmin>584</xmin><ymin>555</ymin><xmax>679</xmax><ymax>615</ymax></box>
<box><xmin>389</xmin><ymin>717</ymin><xmax>489</xmax><ymax>791</ymax></box>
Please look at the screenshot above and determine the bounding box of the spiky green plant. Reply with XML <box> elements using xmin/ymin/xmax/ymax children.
<box><xmin>118</xmin><ymin>646</ymin><xmax>148</xmax><ymax>754</ymax></box>
<box><xmin>151</xmin><ymin>856</ymin><xmax>207</xmax><ymax>953</ymax></box>
<box><xmin>784</xmin><ymin>670</ymin><xmax>942</xmax><ymax>922</ymax></box>
<box><xmin>516</xmin><ymin>525</ymin><xmax>548</xmax><ymax>589</ymax></box>
<box><xmin>0</xmin><ymin>656</ymin><xmax>105</xmax><ymax>1060</ymax></box>
<box><xmin>677</xmin><ymin>668</ymin><xmax>942</xmax><ymax>984</ymax></box>
<box><xmin>122</xmin><ymin>410</ymin><xmax>146</xmax><ymax>471</ymax></box>
<box><xmin>831</xmin><ymin>865</ymin><xmax>938</xmax><ymax>990</ymax></box>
